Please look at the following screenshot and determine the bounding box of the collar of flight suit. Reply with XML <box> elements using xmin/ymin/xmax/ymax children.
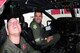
<box><xmin>5</xmin><ymin>37</ymin><xmax>25</xmax><ymax>52</ymax></box>
<box><xmin>32</xmin><ymin>20</ymin><xmax>44</xmax><ymax>28</ymax></box>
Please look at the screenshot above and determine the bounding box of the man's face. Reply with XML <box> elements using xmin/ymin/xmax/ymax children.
<box><xmin>34</xmin><ymin>12</ymin><xmax>42</xmax><ymax>24</ymax></box>
<box><xmin>7</xmin><ymin>18</ymin><xmax>21</xmax><ymax>35</ymax></box>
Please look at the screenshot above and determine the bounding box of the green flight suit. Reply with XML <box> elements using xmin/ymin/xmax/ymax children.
<box><xmin>0</xmin><ymin>37</ymin><xmax>41</xmax><ymax>53</ymax></box>
<box><xmin>30</xmin><ymin>21</ymin><xmax>60</xmax><ymax>48</ymax></box>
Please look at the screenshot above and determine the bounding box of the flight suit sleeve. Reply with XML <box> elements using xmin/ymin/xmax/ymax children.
<box><xmin>30</xmin><ymin>22</ymin><xmax>49</xmax><ymax>38</ymax></box>
<box><xmin>30</xmin><ymin>22</ymin><xmax>48</xmax><ymax>45</ymax></box>
<box><xmin>30</xmin><ymin>22</ymin><xmax>41</xmax><ymax>38</ymax></box>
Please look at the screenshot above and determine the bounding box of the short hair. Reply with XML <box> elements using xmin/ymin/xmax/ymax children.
<box><xmin>34</xmin><ymin>9</ymin><xmax>42</xmax><ymax>15</ymax></box>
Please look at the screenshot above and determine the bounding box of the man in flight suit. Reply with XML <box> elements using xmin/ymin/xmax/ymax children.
<box><xmin>0</xmin><ymin>18</ymin><xmax>41</xmax><ymax>53</ymax></box>
<box><xmin>30</xmin><ymin>10</ymin><xmax>60</xmax><ymax>48</ymax></box>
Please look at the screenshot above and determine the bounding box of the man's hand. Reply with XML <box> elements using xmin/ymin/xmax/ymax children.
<box><xmin>45</xmin><ymin>36</ymin><xmax>53</xmax><ymax>43</ymax></box>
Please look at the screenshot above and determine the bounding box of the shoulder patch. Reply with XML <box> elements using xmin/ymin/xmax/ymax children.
<box><xmin>33</xmin><ymin>24</ymin><xmax>37</xmax><ymax>29</ymax></box>
<box><xmin>22</xmin><ymin>44</ymin><xmax>26</xmax><ymax>50</ymax></box>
